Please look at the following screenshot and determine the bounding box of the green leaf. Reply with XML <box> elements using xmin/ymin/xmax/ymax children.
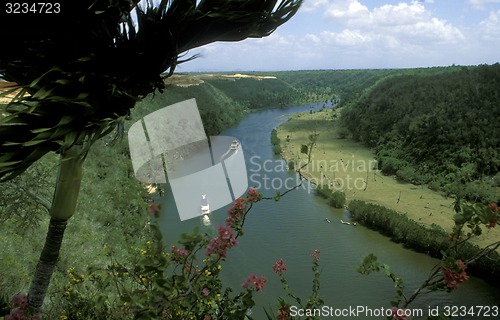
<box><xmin>22</xmin><ymin>140</ymin><xmax>47</xmax><ymax>147</ymax></box>
<box><xmin>473</xmin><ymin>225</ymin><xmax>482</xmax><ymax>236</ymax></box>
<box><xmin>55</xmin><ymin>79</ymin><xmax>70</xmax><ymax>85</ymax></box>
<box><xmin>462</xmin><ymin>205</ymin><xmax>474</xmax><ymax>219</ymax></box>
<box><xmin>357</xmin><ymin>253</ymin><xmax>380</xmax><ymax>275</ymax></box>
<box><xmin>31</xmin><ymin>127</ymin><xmax>53</xmax><ymax>134</ymax></box>
<box><xmin>0</xmin><ymin>160</ymin><xmax>22</xmax><ymax>167</ymax></box>
<box><xmin>31</xmin><ymin>87</ymin><xmax>55</xmax><ymax>100</ymax></box>
<box><xmin>273</xmin><ymin>191</ymin><xmax>281</xmax><ymax>201</ymax></box>
<box><xmin>453</xmin><ymin>213</ymin><xmax>467</xmax><ymax>225</ymax></box>
<box><xmin>300</xmin><ymin>144</ymin><xmax>308</xmax><ymax>154</ymax></box>
<box><xmin>383</xmin><ymin>264</ymin><xmax>392</xmax><ymax>277</ymax></box>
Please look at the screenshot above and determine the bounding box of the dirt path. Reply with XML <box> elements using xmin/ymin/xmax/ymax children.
<box><xmin>277</xmin><ymin>109</ymin><xmax>500</xmax><ymax>250</ymax></box>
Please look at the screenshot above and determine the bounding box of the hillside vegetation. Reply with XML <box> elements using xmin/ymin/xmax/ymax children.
<box><xmin>159</xmin><ymin>68</ymin><xmax>455</xmax><ymax>119</ymax></box>
<box><xmin>340</xmin><ymin>64</ymin><xmax>500</xmax><ymax>203</ymax></box>
<box><xmin>157</xmin><ymin>70</ymin><xmax>400</xmax><ymax>133</ymax></box>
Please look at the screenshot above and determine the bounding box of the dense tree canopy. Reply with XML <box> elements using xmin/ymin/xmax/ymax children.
<box><xmin>341</xmin><ymin>64</ymin><xmax>500</xmax><ymax>202</ymax></box>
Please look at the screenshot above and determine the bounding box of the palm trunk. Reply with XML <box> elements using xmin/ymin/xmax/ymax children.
<box><xmin>28</xmin><ymin>145</ymin><xmax>84</xmax><ymax>313</ymax></box>
<box><xmin>27</xmin><ymin>218</ymin><xmax>68</xmax><ymax>312</ymax></box>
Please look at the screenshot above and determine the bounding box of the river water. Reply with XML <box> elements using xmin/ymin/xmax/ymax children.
<box><xmin>159</xmin><ymin>103</ymin><xmax>499</xmax><ymax>319</ymax></box>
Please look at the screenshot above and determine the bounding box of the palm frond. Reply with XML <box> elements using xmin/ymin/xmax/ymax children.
<box><xmin>0</xmin><ymin>0</ymin><xmax>302</xmax><ymax>181</ymax></box>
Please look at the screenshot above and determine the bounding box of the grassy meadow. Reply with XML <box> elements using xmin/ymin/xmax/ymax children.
<box><xmin>277</xmin><ymin>108</ymin><xmax>500</xmax><ymax>250</ymax></box>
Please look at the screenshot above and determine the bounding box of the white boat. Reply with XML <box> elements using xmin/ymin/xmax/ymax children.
<box><xmin>201</xmin><ymin>195</ymin><xmax>210</xmax><ymax>214</ymax></box>
<box><xmin>340</xmin><ymin>219</ymin><xmax>357</xmax><ymax>226</ymax></box>
<box><xmin>230</xmin><ymin>140</ymin><xmax>240</xmax><ymax>150</ymax></box>
<box><xmin>202</xmin><ymin>214</ymin><xmax>211</xmax><ymax>226</ymax></box>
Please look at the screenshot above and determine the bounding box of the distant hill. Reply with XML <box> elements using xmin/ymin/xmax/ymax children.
<box><xmin>145</xmin><ymin>70</ymin><xmax>402</xmax><ymax>134</ymax></box>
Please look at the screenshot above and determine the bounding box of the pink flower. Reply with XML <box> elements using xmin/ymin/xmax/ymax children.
<box><xmin>201</xmin><ymin>288</ymin><xmax>210</xmax><ymax>297</ymax></box>
<box><xmin>226</xmin><ymin>198</ymin><xmax>247</xmax><ymax>228</ymax></box>
<box><xmin>277</xmin><ymin>305</ymin><xmax>291</xmax><ymax>320</ymax></box>
<box><xmin>206</xmin><ymin>225</ymin><xmax>238</xmax><ymax>258</ymax></box>
<box><xmin>5</xmin><ymin>308</ymin><xmax>26</xmax><ymax>320</ymax></box>
<box><xmin>441</xmin><ymin>259</ymin><xmax>469</xmax><ymax>290</ymax></box>
<box><xmin>390</xmin><ymin>307</ymin><xmax>411</xmax><ymax>320</ymax></box>
<box><xmin>310</xmin><ymin>249</ymin><xmax>320</xmax><ymax>262</ymax></box>
<box><xmin>11</xmin><ymin>294</ymin><xmax>29</xmax><ymax>309</ymax></box>
<box><xmin>217</xmin><ymin>225</ymin><xmax>235</xmax><ymax>241</ymax></box>
<box><xmin>170</xmin><ymin>245</ymin><xmax>190</xmax><ymax>261</ymax></box>
<box><xmin>242</xmin><ymin>274</ymin><xmax>266</xmax><ymax>291</ymax></box>
<box><xmin>148</xmin><ymin>203</ymin><xmax>160</xmax><ymax>215</ymax></box>
<box><xmin>246</xmin><ymin>188</ymin><xmax>261</xmax><ymax>203</ymax></box>
<box><xmin>232</xmin><ymin>197</ymin><xmax>246</xmax><ymax>210</ymax></box>
<box><xmin>272</xmin><ymin>258</ymin><xmax>287</xmax><ymax>275</ymax></box>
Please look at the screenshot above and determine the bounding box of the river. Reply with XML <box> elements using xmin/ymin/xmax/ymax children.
<box><xmin>159</xmin><ymin>103</ymin><xmax>499</xmax><ymax>319</ymax></box>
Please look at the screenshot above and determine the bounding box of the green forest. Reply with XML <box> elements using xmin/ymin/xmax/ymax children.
<box><xmin>155</xmin><ymin>69</ymin><xmax>400</xmax><ymax>134</ymax></box>
<box><xmin>340</xmin><ymin>64</ymin><xmax>500</xmax><ymax>203</ymax></box>
<box><xmin>167</xmin><ymin>67</ymin><xmax>440</xmax><ymax>132</ymax></box>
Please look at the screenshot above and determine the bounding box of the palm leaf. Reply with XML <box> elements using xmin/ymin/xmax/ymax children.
<box><xmin>0</xmin><ymin>0</ymin><xmax>302</xmax><ymax>181</ymax></box>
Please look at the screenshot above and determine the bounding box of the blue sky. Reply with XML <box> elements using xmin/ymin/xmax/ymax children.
<box><xmin>176</xmin><ymin>0</ymin><xmax>500</xmax><ymax>72</ymax></box>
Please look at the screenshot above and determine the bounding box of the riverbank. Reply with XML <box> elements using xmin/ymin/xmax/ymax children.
<box><xmin>276</xmin><ymin>108</ymin><xmax>500</xmax><ymax>250</ymax></box>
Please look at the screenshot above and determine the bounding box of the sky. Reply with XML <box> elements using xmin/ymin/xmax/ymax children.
<box><xmin>176</xmin><ymin>0</ymin><xmax>500</xmax><ymax>72</ymax></box>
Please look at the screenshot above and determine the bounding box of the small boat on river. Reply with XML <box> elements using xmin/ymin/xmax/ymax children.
<box><xmin>201</xmin><ymin>195</ymin><xmax>210</xmax><ymax>214</ymax></box>
<box><xmin>230</xmin><ymin>139</ymin><xmax>240</xmax><ymax>150</ymax></box>
<box><xmin>340</xmin><ymin>219</ymin><xmax>357</xmax><ymax>226</ymax></box>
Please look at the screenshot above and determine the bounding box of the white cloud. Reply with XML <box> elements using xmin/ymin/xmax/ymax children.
<box><xmin>321</xmin><ymin>29</ymin><xmax>374</xmax><ymax>46</ymax></box>
<box><xmin>371</xmin><ymin>2</ymin><xmax>428</xmax><ymax>26</ymax></box>
<box><xmin>323</xmin><ymin>0</ymin><xmax>464</xmax><ymax>46</ymax></box>
<box><xmin>325</xmin><ymin>0</ymin><xmax>370</xmax><ymax>24</ymax></box>
<box><xmin>301</xmin><ymin>0</ymin><xmax>330</xmax><ymax>12</ymax></box>
<box><xmin>175</xmin><ymin>1</ymin><xmax>498</xmax><ymax>71</ymax></box>
<box><xmin>479</xmin><ymin>10</ymin><xmax>500</xmax><ymax>40</ymax></box>
<box><xmin>305</xmin><ymin>33</ymin><xmax>321</xmax><ymax>43</ymax></box>
<box><xmin>400</xmin><ymin>18</ymin><xmax>465</xmax><ymax>44</ymax></box>
<box><xmin>469</xmin><ymin>0</ymin><xmax>500</xmax><ymax>5</ymax></box>
<box><xmin>469</xmin><ymin>0</ymin><xmax>500</xmax><ymax>9</ymax></box>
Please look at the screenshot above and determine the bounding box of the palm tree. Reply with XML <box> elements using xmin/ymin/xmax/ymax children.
<box><xmin>0</xmin><ymin>0</ymin><xmax>302</xmax><ymax>313</ymax></box>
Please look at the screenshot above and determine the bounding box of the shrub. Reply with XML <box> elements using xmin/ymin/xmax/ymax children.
<box><xmin>300</xmin><ymin>144</ymin><xmax>308</xmax><ymax>154</ymax></box>
<box><xmin>328</xmin><ymin>191</ymin><xmax>346</xmax><ymax>208</ymax></box>
<box><xmin>272</xmin><ymin>145</ymin><xmax>282</xmax><ymax>155</ymax></box>
<box><xmin>493</xmin><ymin>172</ymin><xmax>500</xmax><ymax>187</ymax></box>
<box><xmin>336</xmin><ymin>126</ymin><xmax>349</xmax><ymax>139</ymax></box>
<box><xmin>428</xmin><ymin>180</ymin><xmax>442</xmax><ymax>191</ymax></box>
<box><xmin>395</xmin><ymin>165</ymin><xmax>425</xmax><ymax>184</ymax></box>
<box><xmin>315</xmin><ymin>185</ymin><xmax>331</xmax><ymax>199</ymax></box>
<box><xmin>271</xmin><ymin>129</ymin><xmax>282</xmax><ymax>155</ymax></box>
<box><xmin>270</xmin><ymin>129</ymin><xmax>280</xmax><ymax>145</ymax></box>
<box><xmin>463</xmin><ymin>181</ymin><xmax>497</xmax><ymax>203</ymax></box>
<box><xmin>380</xmin><ymin>156</ymin><xmax>405</xmax><ymax>176</ymax></box>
